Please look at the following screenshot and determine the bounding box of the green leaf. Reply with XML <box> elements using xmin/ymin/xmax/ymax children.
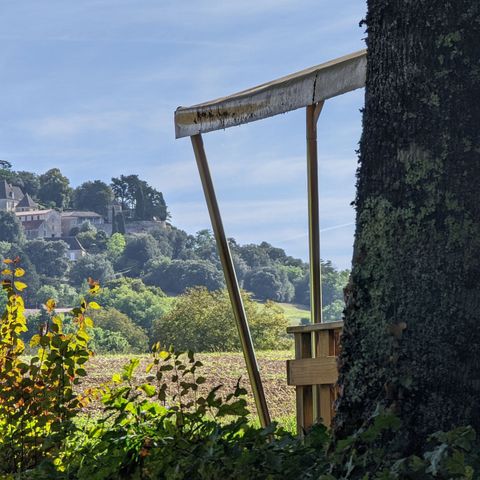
<box><xmin>138</xmin><ymin>383</ymin><xmax>156</xmax><ymax>397</ymax></box>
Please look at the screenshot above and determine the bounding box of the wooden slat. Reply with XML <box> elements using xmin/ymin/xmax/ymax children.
<box><xmin>287</xmin><ymin>321</ymin><xmax>343</xmax><ymax>334</ymax></box>
<box><xmin>294</xmin><ymin>333</ymin><xmax>314</xmax><ymax>433</ymax></box>
<box><xmin>319</xmin><ymin>385</ymin><xmax>332</xmax><ymax>426</ymax></box>
<box><xmin>287</xmin><ymin>357</ymin><xmax>338</xmax><ymax>386</ymax></box>
<box><xmin>174</xmin><ymin>50</ymin><xmax>366</xmax><ymax>138</ymax></box>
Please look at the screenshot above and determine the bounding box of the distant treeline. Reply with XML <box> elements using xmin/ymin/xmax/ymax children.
<box><xmin>0</xmin><ymin>166</ymin><xmax>348</xmax><ymax>318</ymax></box>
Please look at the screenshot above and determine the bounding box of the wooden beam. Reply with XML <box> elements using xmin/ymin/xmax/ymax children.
<box><xmin>175</xmin><ymin>50</ymin><xmax>366</xmax><ymax>138</ymax></box>
<box><xmin>287</xmin><ymin>321</ymin><xmax>343</xmax><ymax>334</ymax></box>
<box><xmin>287</xmin><ymin>357</ymin><xmax>338</xmax><ymax>386</ymax></box>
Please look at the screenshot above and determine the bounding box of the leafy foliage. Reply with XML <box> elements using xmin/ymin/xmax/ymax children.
<box><xmin>38</xmin><ymin>168</ymin><xmax>72</xmax><ymax>209</ymax></box>
<box><xmin>1</xmin><ymin>269</ymin><xmax>479</xmax><ymax>479</ymax></box>
<box><xmin>96</xmin><ymin>278</ymin><xmax>169</xmax><ymax>333</ymax></box>
<box><xmin>144</xmin><ymin>258</ymin><xmax>225</xmax><ymax>294</ymax></box>
<box><xmin>152</xmin><ymin>287</ymin><xmax>291</xmax><ymax>351</ymax></box>
<box><xmin>24</xmin><ymin>239</ymin><xmax>70</xmax><ymax>278</ymax></box>
<box><xmin>111</xmin><ymin>174</ymin><xmax>169</xmax><ymax>221</ymax></box>
<box><xmin>0</xmin><ymin>259</ymin><xmax>98</xmax><ymax>473</ymax></box>
<box><xmin>69</xmin><ymin>254</ymin><xmax>114</xmax><ymax>287</ymax></box>
<box><xmin>92</xmin><ymin>307</ymin><xmax>149</xmax><ymax>352</ymax></box>
<box><xmin>73</xmin><ymin>180</ymin><xmax>114</xmax><ymax>218</ymax></box>
<box><xmin>0</xmin><ymin>211</ymin><xmax>25</xmax><ymax>243</ymax></box>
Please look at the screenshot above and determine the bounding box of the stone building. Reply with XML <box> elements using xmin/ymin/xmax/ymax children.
<box><xmin>16</xmin><ymin>209</ymin><xmax>62</xmax><ymax>239</ymax></box>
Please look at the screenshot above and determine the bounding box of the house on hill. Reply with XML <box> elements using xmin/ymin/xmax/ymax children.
<box><xmin>16</xmin><ymin>209</ymin><xmax>62</xmax><ymax>239</ymax></box>
<box><xmin>61</xmin><ymin>211</ymin><xmax>104</xmax><ymax>235</ymax></box>
<box><xmin>0</xmin><ymin>180</ymin><xmax>25</xmax><ymax>212</ymax></box>
<box><xmin>46</xmin><ymin>236</ymin><xmax>86</xmax><ymax>261</ymax></box>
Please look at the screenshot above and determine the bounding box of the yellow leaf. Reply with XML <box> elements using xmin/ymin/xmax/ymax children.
<box><xmin>84</xmin><ymin>317</ymin><xmax>94</xmax><ymax>328</ymax></box>
<box><xmin>52</xmin><ymin>316</ymin><xmax>63</xmax><ymax>328</ymax></box>
<box><xmin>88</xmin><ymin>301</ymin><xmax>101</xmax><ymax>310</ymax></box>
<box><xmin>46</xmin><ymin>298</ymin><xmax>56</xmax><ymax>312</ymax></box>
<box><xmin>14</xmin><ymin>281</ymin><xmax>27</xmax><ymax>291</ymax></box>
<box><xmin>14</xmin><ymin>268</ymin><xmax>25</xmax><ymax>277</ymax></box>
<box><xmin>30</xmin><ymin>334</ymin><xmax>41</xmax><ymax>347</ymax></box>
<box><xmin>1</xmin><ymin>269</ymin><xmax>11</xmax><ymax>275</ymax></box>
<box><xmin>3</xmin><ymin>259</ymin><xmax>13</xmax><ymax>264</ymax></box>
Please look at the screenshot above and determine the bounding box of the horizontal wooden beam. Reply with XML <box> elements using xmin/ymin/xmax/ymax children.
<box><xmin>287</xmin><ymin>321</ymin><xmax>343</xmax><ymax>334</ymax></box>
<box><xmin>174</xmin><ymin>50</ymin><xmax>366</xmax><ymax>138</ymax></box>
<box><xmin>287</xmin><ymin>357</ymin><xmax>338</xmax><ymax>386</ymax></box>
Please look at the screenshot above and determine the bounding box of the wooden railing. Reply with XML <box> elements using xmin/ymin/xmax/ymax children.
<box><xmin>286</xmin><ymin>321</ymin><xmax>343</xmax><ymax>434</ymax></box>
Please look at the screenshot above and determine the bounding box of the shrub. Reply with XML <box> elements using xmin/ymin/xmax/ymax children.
<box><xmin>0</xmin><ymin>258</ymin><xmax>98</xmax><ymax>473</ymax></box>
<box><xmin>53</xmin><ymin>348</ymin><xmax>326</xmax><ymax>480</ymax></box>
<box><xmin>244</xmin><ymin>266</ymin><xmax>295</xmax><ymax>302</ymax></box>
<box><xmin>69</xmin><ymin>254</ymin><xmax>114</xmax><ymax>287</ymax></box>
<box><xmin>152</xmin><ymin>287</ymin><xmax>291</xmax><ymax>352</ymax></box>
<box><xmin>88</xmin><ymin>326</ymin><xmax>131</xmax><ymax>354</ymax></box>
<box><xmin>96</xmin><ymin>278</ymin><xmax>169</xmax><ymax>332</ymax></box>
<box><xmin>92</xmin><ymin>307</ymin><xmax>149</xmax><ymax>352</ymax></box>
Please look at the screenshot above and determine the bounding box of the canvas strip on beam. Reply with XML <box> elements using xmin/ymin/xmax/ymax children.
<box><xmin>174</xmin><ymin>49</ymin><xmax>366</xmax><ymax>138</ymax></box>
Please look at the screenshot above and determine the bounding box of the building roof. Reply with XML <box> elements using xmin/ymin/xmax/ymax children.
<box><xmin>16</xmin><ymin>209</ymin><xmax>55</xmax><ymax>217</ymax></box>
<box><xmin>61</xmin><ymin>210</ymin><xmax>103</xmax><ymax>218</ymax></box>
<box><xmin>46</xmin><ymin>236</ymin><xmax>86</xmax><ymax>251</ymax></box>
<box><xmin>12</xmin><ymin>185</ymin><xmax>24</xmax><ymax>200</ymax></box>
<box><xmin>22</xmin><ymin>219</ymin><xmax>45</xmax><ymax>230</ymax></box>
<box><xmin>0</xmin><ymin>179</ymin><xmax>24</xmax><ymax>201</ymax></box>
<box><xmin>174</xmin><ymin>49</ymin><xmax>367</xmax><ymax>138</ymax></box>
<box><xmin>16</xmin><ymin>193</ymin><xmax>38</xmax><ymax>209</ymax></box>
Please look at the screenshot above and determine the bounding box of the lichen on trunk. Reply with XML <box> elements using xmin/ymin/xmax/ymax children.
<box><xmin>334</xmin><ymin>0</ymin><xmax>480</xmax><ymax>453</ymax></box>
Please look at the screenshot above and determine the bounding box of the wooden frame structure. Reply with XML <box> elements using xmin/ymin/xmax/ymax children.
<box><xmin>174</xmin><ymin>50</ymin><xmax>366</xmax><ymax>429</ymax></box>
<box><xmin>287</xmin><ymin>321</ymin><xmax>343</xmax><ymax>431</ymax></box>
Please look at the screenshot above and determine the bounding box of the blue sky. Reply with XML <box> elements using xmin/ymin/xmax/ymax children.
<box><xmin>1</xmin><ymin>0</ymin><xmax>367</xmax><ymax>269</ymax></box>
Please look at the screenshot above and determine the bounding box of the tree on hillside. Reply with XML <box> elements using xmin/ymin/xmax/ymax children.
<box><xmin>111</xmin><ymin>174</ymin><xmax>169</xmax><ymax>221</ymax></box>
<box><xmin>73</xmin><ymin>180</ymin><xmax>113</xmax><ymax>217</ymax></box>
<box><xmin>0</xmin><ymin>161</ymin><xmax>14</xmax><ymax>184</ymax></box>
<box><xmin>243</xmin><ymin>266</ymin><xmax>294</xmax><ymax>303</ymax></box>
<box><xmin>95</xmin><ymin>278</ymin><xmax>168</xmax><ymax>332</ymax></box>
<box><xmin>117</xmin><ymin>234</ymin><xmax>159</xmax><ymax>276</ymax></box>
<box><xmin>69</xmin><ymin>254</ymin><xmax>114</xmax><ymax>287</ymax></box>
<box><xmin>24</xmin><ymin>239</ymin><xmax>69</xmax><ymax>278</ymax></box>
<box><xmin>334</xmin><ymin>1</ymin><xmax>480</xmax><ymax>454</ymax></box>
<box><xmin>0</xmin><ymin>212</ymin><xmax>25</xmax><ymax>244</ymax></box>
<box><xmin>38</xmin><ymin>168</ymin><xmax>72</xmax><ymax>208</ymax></box>
<box><xmin>16</xmin><ymin>171</ymin><xmax>40</xmax><ymax>197</ymax></box>
<box><xmin>143</xmin><ymin>258</ymin><xmax>224</xmax><ymax>294</ymax></box>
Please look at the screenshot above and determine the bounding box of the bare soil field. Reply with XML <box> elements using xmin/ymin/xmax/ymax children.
<box><xmin>80</xmin><ymin>350</ymin><xmax>296</xmax><ymax>425</ymax></box>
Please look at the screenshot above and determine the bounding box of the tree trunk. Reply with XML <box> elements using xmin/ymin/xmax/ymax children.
<box><xmin>334</xmin><ymin>1</ymin><xmax>480</xmax><ymax>453</ymax></box>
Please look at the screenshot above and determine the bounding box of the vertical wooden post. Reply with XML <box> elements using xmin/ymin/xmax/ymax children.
<box><xmin>306</xmin><ymin>101</ymin><xmax>325</xmax><ymax>325</ymax></box>
<box><xmin>190</xmin><ymin>134</ymin><xmax>271</xmax><ymax>428</ymax></box>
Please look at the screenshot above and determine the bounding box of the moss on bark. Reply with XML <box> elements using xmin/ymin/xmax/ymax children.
<box><xmin>334</xmin><ymin>1</ymin><xmax>480</xmax><ymax>453</ymax></box>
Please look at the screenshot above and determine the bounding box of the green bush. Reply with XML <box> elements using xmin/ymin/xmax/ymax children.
<box><xmin>92</xmin><ymin>307</ymin><xmax>149</xmax><ymax>352</ymax></box>
<box><xmin>96</xmin><ymin>278</ymin><xmax>169</xmax><ymax>332</ymax></box>
<box><xmin>0</xmin><ymin>258</ymin><xmax>97</xmax><ymax>473</ymax></box>
<box><xmin>152</xmin><ymin>287</ymin><xmax>291</xmax><ymax>352</ymax></box>
<box><xmin>88</xmin><ymin>326</ymin><xmax>131</xmax><ymax>354</ymax></box>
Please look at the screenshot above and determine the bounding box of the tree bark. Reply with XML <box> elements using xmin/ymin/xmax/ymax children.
<box><xmin>334</xmin><ymin>1</ymin><xmax>480</xmax><ymax>453</ymax></box>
